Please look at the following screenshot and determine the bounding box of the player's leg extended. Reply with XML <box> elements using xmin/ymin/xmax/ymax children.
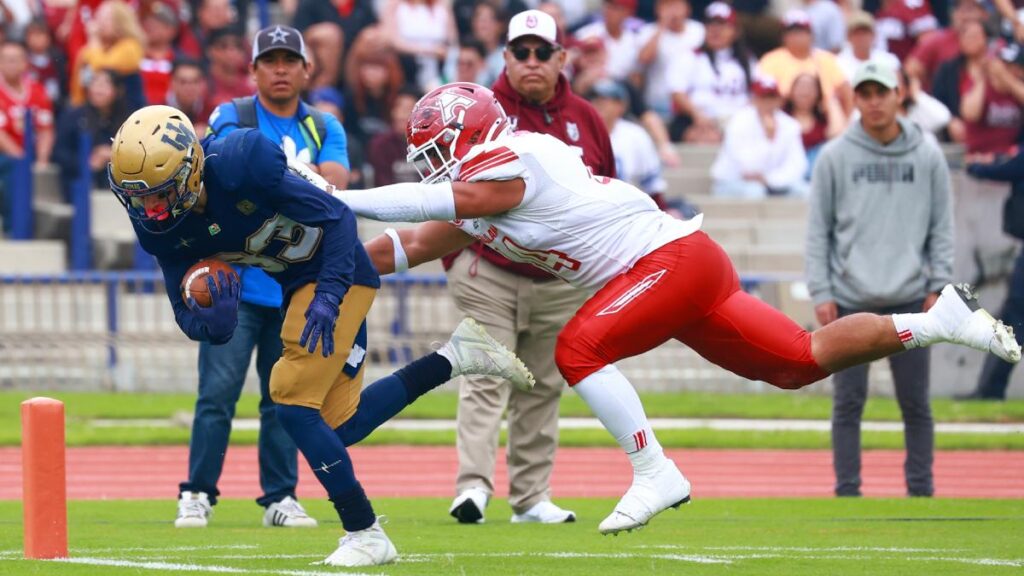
<box><xmin>812</xmin><ymin>284</ymin><xmax>1021</xmax><ymax>373</ymax></box>
<box><xmin>329</xmin><ymin>264</ymin><xmax>536</xmax><ymax>448</ymax></box>
<box><xmin>555</xmin><ymin>236</ymin><xmax>734</xmax><ymax>534</ymax></box>
<box><xmin>270</xmin><ymin>283</ymin><xmax>394</xmax><ymax>567</ymax></box>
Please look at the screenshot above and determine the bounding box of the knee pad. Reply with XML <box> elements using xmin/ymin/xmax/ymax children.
<box><xmin>275</xmin><ymin>403</ymin><xmax>319</xmax><ymax>435</ymax></box>
<box><xmin>762</xmin><ymin>364</ymin><xmax>829</xmax><ymax>390</ymax></box>
<box><xmin>555</xmin><ymin>329</ymin><xmax>604</xmax><ymax>386</ymax></box>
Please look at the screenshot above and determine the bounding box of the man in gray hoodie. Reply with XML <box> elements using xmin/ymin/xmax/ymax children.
<box><xmin>807</xmin><ymin>61</ymin><xmax>954</xmax><ymax>497</ymax></box>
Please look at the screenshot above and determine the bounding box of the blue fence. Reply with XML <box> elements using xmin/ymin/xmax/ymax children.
<box><xmin>0</xmin><ymin>270</ymin><xmax>804</xmax><ymax>391</ymax></box>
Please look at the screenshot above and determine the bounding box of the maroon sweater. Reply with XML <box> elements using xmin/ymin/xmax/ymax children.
<box><xmin>443</xmin><ymin>72</ymin><xmax>617</xmax><ymax>279</ymax></box>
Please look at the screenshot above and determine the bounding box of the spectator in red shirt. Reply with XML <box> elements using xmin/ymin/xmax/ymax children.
<box><xmin>195</xmin><ymin>0</ymin><xmax>239</xmax><ymax>49</ymax></box>
<box><xmin>366</xmin><ymin>89</ymin><xmax>420</xmax><ymax>186</ymax></box>
<box><xmin>140</xmin><ymin>2</ymin><xmax>183</xmax><ymax>105</ymax></box>
<box><xmin>166</xmin><ymin>58</ymin><xmax>215</xmax><ymax>135</ymax></box>
<box><xmin>876</xmin><ymin>0</ymin><xmax>940</xmax><ymax>61</ymax></box>
<box><xmin>906</xmin><ymin>0</ymin><xmax>987</xmax><ymax>90</ymax></box>
<box><xmin>932</xmin><ymin>19</ymin><xmax>993</xmax><ymax>143</ymax></box>
<box><xmin>24</xmin><ymin>19</ymin><xmax>67</xmax><ymax>114</ymax></box>
<box><xmin>961</xmin><ymin>42</ymin><xmax>1024</xmax><ymax>155</ymax></box>
<box><xmin>0</xmin><ymin>40</ymin><xmax>55</xmax><ymax>234</ymax></box>
<box><xmin>0</xmin><ymin>40</ymin><xmax>55</xmax><ymax>167</ymax></box>
<box><xmin>204</xmin><ymin>27</ymin><xmax>254</xmax><ymax>107</ymax></box>
<box><xmin>139</xmin><ymin>0</ymin><xmax>202</xmax><ymax>58</ymax></box>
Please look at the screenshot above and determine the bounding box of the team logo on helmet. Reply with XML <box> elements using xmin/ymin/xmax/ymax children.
<box><xmin>437</xmin><ymin>91</ymin><xmax>476</xmax><ymax>126</ymax></box>
<box><xmin>406</xmin><ymin>82</ymin><xmax>510</xmax><ymax>184</ymax></box>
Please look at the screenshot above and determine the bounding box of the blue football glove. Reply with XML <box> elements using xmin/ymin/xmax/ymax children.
<box><xmin>187</xmin><ymin>271</ymin><xmax>241</xmax><ymax>343</ymax></box>
<box><xmin>300</xmin><ymin>291</ymin><xmax>341</xmax><ymax>357</ymax></box>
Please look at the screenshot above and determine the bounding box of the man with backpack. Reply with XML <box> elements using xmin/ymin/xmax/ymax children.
<box><xmin>174</xmin><ymin>24</ymin><xmax>350</xmax><ymax>529</ymax></box>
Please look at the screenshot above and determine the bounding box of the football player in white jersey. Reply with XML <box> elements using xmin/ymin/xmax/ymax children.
<box><xmin>310</xmin><ymin>82</ymin><xmax>1020</xmax><ymax>534</ymax></box>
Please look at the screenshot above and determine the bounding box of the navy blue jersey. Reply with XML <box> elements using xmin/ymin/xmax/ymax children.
<box><xmin>135</xmin><ymin>128</ymin><xmax>380</xmax><ymax>342</ymax></box>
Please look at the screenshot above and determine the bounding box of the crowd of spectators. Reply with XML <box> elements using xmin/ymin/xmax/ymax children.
<box><xmin>2</xmin><ymin>0</ymin><xmax>1024</xmax><ymax>220</ymax></box>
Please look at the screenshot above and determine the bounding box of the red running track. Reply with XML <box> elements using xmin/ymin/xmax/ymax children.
<box><xmin>1</xmin><ymin>446</ymin><xmax>1022</xmax><ymax>501</ymax></box>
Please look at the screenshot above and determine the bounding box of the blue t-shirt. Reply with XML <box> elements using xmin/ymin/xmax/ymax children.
<box><xmin>136</xmin><ymin>129</ymin><xmax>379</xmax><ymax>344</ymax></box>
<box><xmin>206</xmin><ymin>97</ymin><xmax>351</xmax><ymax>307</ymax></box>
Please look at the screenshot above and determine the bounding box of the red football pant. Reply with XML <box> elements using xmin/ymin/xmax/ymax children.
<box><xmin>555</xmin><ymin>231</ymin><xmax>829</xmax><ymax>389</ymax></box>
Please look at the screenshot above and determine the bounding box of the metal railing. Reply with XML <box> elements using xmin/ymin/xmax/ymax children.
<box><xmin>0</xmin><ymin>271</ymin><xmax>808</xmax><ymax>393</ymax></box>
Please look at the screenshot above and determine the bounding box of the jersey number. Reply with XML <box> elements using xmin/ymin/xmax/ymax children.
<box><xmin>501</xmin><ymin>236</ymin><xmax>581</xmax><ymax>273</ymax></box>
<box><xmin>217</xmin><ymin>215</ymin><xmax>322</xmax><ymax>273</ymax></box>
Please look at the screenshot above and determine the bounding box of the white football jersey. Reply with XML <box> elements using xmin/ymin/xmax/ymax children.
<box><xmin>450</xmin><ymin>131</ymin><xmax>703</xmax><ymax>290</ymax></box>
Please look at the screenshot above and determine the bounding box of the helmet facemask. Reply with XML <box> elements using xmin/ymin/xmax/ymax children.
<box><xmin>109</xmin><ymin>143</ymin><xmax>202</xmax><ymax>234</ymax></box>
<box><xmin>407</xmin><ymin>114</ymin><xmax>463</xmax><ymax>184</ymax></box>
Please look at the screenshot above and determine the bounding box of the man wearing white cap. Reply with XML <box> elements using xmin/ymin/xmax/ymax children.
<box><xmin>807</xmin><ymin>61</ymin><xmax>952</xmax><ymax>498</ymax></box>
<box><xmin>445</xmin><ymin>8</ymin><xmax>616</xmax><ymax>526</ymax></box>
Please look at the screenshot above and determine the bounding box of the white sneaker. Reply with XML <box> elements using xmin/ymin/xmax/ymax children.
<box><xmin>174</xmin><ymin>491</ymin><xmax>212</xmax><ymax>528</ymax></box>
<box><xmin>263</xmin><ymin>496</ymin><xmax>318</xmax><ymax>528</ymax></box>
<box><xmin>321</xmin><ymin>519</ymin><xmax>398</xmax><ymax>567</ymax></box>
<box><xmin>511</xmin><ymin>500</ymin><xmax>576</xmax><ymax>524</ymax></box>
<box><xmin>449</xmin><ymin>487</ymin><xmax>488</xmax><ymax>524</ymax></box>
<box><xmin>932</xmin><ymin>284</ymin><xmax>1021</xmax><ymax>363</ymax></box>
<box><xmin>438</xmin><ymin>318</ymin><xmax>536</xmax><ymax>391</ymax></box>
<box><xmin>598</xmin><ymin>458</ymin><xmax>691</xmax><ymax>535</ymax></box>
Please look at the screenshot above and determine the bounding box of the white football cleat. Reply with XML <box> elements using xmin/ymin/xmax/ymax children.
<box><xmin>174</xmin><ymin>491</ymin><xmax>212</xmax><ymax>528</ymax></box>
<box><xmin>511</xmin><ymin>500</ymin><xmax>576</xmax><ymax>524</ymax></box>
<box><xmin>449</xmin><ymin>486</ymin><xmax>489</xmax><ymax>524</ymax></box>
<box><xmin>321</xmin><ymin>519</ymin><xmax>398</xmax><ymax>567</ymax></box>
<box><xmin>438</xmin><ymin>318</ymin><xmax>536</xmax><ymax>391</ymax></box>
<box><xmin>932</xmin><ymin>284</ymin><xmax>1021</xmax><ymax>363</ymax></box>
<box><xmin>598</xmin><ymin>458</ymin><xmax>691</xmax><ymax>535</ymax></box>
<box><xmin>263</xmin><ymin>496</ymin><xmax>318</xmax><ymax>528</ymax></box>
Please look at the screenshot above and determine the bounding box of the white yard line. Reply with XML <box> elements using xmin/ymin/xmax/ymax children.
<box><xmin>4</xmin><ymin>545</ymin><xmax>1023</xmax><ymax>571</ymax></box>
<box><xmin>47</xmin><ymin>557</ymin><xmax>375</xmax><ymax>576</ymax></box>
<box><xmin>89</xmin><ymin>417</ymin><xmax>1024</xmax><ymax>434</ymax></box>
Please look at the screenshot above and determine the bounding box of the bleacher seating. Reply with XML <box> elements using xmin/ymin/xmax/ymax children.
<box><xmin>0</xmin><ymin>240</ymin><xmax>67</xmax><ymax>273</ymax></box>
<box><xmin>91</xmin><ymin>189</ymin><xmax>137</xmax><ymax>269</ymax></box>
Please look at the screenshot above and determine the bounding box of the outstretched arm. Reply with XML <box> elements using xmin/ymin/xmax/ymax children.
<box><xmin>365</xmin><ymin>221</ymin><xmax>475</xmax><ymax>275</ymax></box>
<box><xmin>333</xmin><ymin>179</ymin><xmax>526</xmax><ymax>222</ymax></box>
<box><xmin>287</xmin><ymin>155</ymin><xmax>527</xmax><ymax>221</ymax></box>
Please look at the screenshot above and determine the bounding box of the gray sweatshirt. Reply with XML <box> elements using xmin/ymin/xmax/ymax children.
<box><xmin>806</xmin><ymin>117</ymin><xmax>954</xmax><ymax>310</ymax></box>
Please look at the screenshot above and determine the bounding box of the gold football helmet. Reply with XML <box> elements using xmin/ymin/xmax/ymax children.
<box><xmin>108</xmin><ymin>105</ymin><xmax>204</xmax><ymax>233</ymax></box>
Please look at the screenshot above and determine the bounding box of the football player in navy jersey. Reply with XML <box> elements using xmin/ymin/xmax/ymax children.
<box><xmin>108</xmin><ymin>105</ymin><xmax>534</xmax><ymax>567</ymax></box>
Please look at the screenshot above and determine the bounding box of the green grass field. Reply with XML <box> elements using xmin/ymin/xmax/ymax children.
<box><xmin>1</xmin><ymin>498</ymin><xmax>1023</xmax><ymax>575</ymax></box>
<box><xmin>3</xmin><ymin>391</ymin><xmax>1023</xmax><ymax>450</ymax></box>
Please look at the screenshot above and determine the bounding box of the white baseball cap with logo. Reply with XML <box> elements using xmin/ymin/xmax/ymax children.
<box><xmin>507</xmin><ymin>9</ymin><xmax>560</xmax><ymax>46</ymax></box>
<box><xmin>852</xmin><ymin>60</ymin><xmax>898</xmax><ymax>90</ymax></box>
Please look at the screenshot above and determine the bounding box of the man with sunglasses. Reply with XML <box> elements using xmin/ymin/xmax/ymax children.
<box><xmin>443</xmin><ymin>9</ymin><xmax>616</xmax><ymax>526</ymax></box>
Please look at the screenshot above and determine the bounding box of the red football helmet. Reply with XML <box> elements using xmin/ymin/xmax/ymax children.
<box><xmin>406</xmin><ymin>82</ymin><xmax>510</xmax><ymax>183</ymax></box>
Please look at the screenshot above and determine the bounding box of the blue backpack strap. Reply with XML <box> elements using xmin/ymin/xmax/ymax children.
<box><xmin>232</xmin><ymin>96</ymin><xmax>258</xmax><ymax>128</ymax></box>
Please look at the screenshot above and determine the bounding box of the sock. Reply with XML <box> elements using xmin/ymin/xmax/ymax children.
<box><xmin>331</xmin><ymin>484</ymin><xmax>376</xmax><ymax>533</ymax></box>
<box><xmin>335</xmin><ymin>352</ymin><xmax>453</xmax><ymax>446</ymax></box>
<box><xmin>572</xmin><ymin>365</ymin><xmax>665</xmax><ymax>475</ymax></box>
<box><xmin>892</xmin><ymin>312</ymin><xmax>938</xmax><ymax>350</ymax></box>
<box><xmin>275</xmin><ymin>404</ymin><xmax>375</xmax><ymax>528</ymax></box>
<box><xmin>395</xmin><ymin>352</ymin><xmax>454</xmax><ymax>399</ymax></box>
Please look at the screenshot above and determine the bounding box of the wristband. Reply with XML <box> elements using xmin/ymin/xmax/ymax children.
<box><xmin>385</xmin><ymin>228</ymin><xmax>409</xmax><ymax>273</ymax></box>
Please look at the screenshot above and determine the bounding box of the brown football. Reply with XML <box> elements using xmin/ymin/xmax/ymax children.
<box><xmin>181</xmin><ymin>259</ymin><xmax>239</xmax><ymax>308</ymax></box>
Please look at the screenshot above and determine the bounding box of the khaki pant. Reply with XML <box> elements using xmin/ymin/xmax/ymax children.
<box><xmin>446</xmin><ymin>251</ymin><xmax>587</xmax><ymax>513</ymax></box>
